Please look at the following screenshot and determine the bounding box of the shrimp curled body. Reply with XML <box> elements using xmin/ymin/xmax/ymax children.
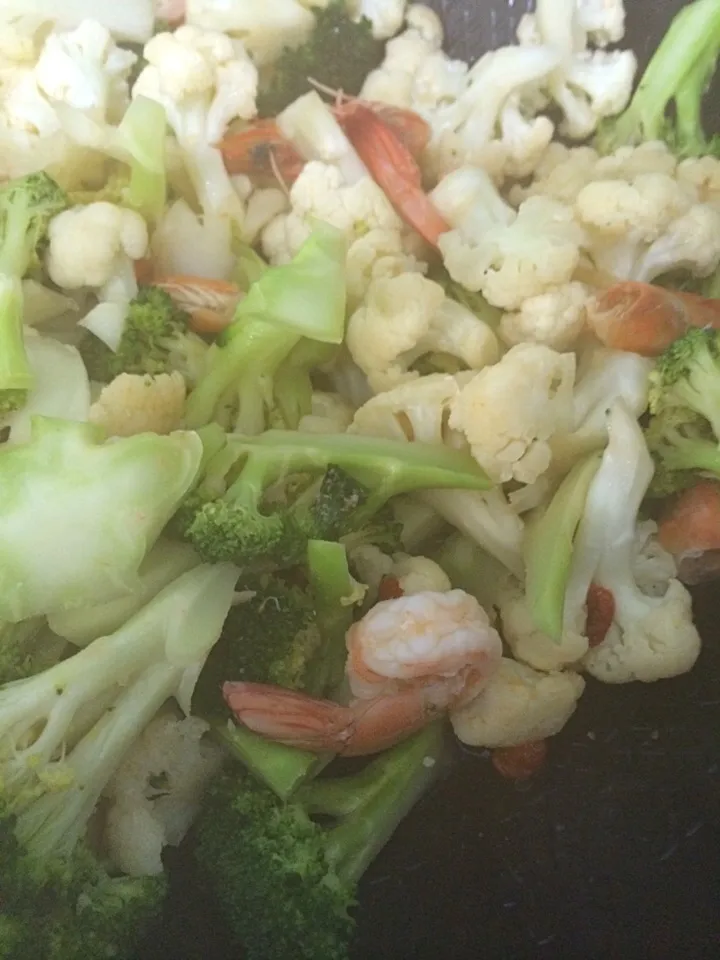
<box><xmin>223</xmin><ymin>590</ymin><xmax>503</xmax><ymax>756</ymax></box>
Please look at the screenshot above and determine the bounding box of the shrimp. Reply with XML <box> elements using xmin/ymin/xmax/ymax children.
<box><xmin>658</xmin><ymin>480</ymin><xmax>720</xmax><ymax>584</ymax></box>
<box><xmin>588</xmin><ymin>281</ymin><xmax>720</xmax><ymax>357</ymax></box>
<box><xmin>151</xmin><ymin>276</ymin><xmax>243</xmax><ymax>334</ymax></box>
<box><xmin>341</xmin><ymin>104</ymin><xmax>451</xmax><ymax>248</ymax></box>
<box><xmin>155</xmin><ymin>0</ymin><xmax>185</xmax><ymax>25</ymax></box>
<box><xmin>223</xmin><ymin>590</ymin><xmax>503</xmax><ymax>757</ymax></box>
<box><xmin>219</xmin><ymin>102</ymin><xmax>431</xmax><ymax>191</ymax></box>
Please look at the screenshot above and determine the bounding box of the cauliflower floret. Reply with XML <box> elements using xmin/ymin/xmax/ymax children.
<box><xmin>632</xmin><ymin>520</ymin><xmax>678</xmax><ymax>596</ymax></box>
<box><xmin>104</xmin><ymin>711</ymin><xmax>223</xmax><ymax>877</ymax></box>
<box><xmin>184</xmin><ymin>0</ymin><xmax>316</xmax><ymax>67</ymax></box>
<box><xmin>450</xmin><ymin>657</ymin><xmax>585</xmax><ymax>748</ymax></box>
<box><xmin>575</xmin><ymin>173</ymin><xmax>720</xmax><ymax>281</ymax></box>
<box><xmin>133</xmin><ymin>24</ymin><xmax>257</xmax><ymax>217</ymax></box>
<box><xmin>677</xmin><ymin>155</ymin><xmax>720</xmax><ymax>205</ymax></box>
<box><xmin>498</xmin><ymin>578</ymin><xmax>590</xmax><ymax>671</ymax></box>
<box><xmin>500</xmin><ymin>282</ymin><xmax>590</xmax><ymax>351</ymax></box>
<box><xmin>46</xmin><ymin>202</ymin><xmax>148</xmax><ymax>295</ymax></box>
<box><xmin>346</xmin><ymin>274</ymin><xmax>499</xmax><ymax>393</ymax></box>
<box><xmin>350</xmin><ymin>544</ymin><xmax>451</xmax><ymax>605</ymax></box>
<box><xmin>510</xmin><ymin>142</ymin><xmax>601</xmax><ymax>205</ymax></box>
<box><xmin>349</xmin><ymin>0</ymin><xmax>407</xmax><ymax>39</ymax></box>
<box><xmin>583</xmin><ymin>580</ymin><xmax>701</xmax><ymax>683</ymax></box>
<box><xmin>518</xmin><ymin>0</ymin><xmax>636</xmax><ymax>140</ymax></box>
<box><xmin>297</xmin><ymin>390</ymin><xmax>355</xmax><ymax>434</ymax></box>
<box><xmin>89</xmin><ymin>372</ymin><xmax>186</xmax><ymax>437</ymax></box>
<box><xmin>576</xmin><ymin>0</ymin><xmax>626</xmax><ymax>47</ymax></box>
<box><xmin>432</xmin><ymin>167</ymin><xmax>585</xmax><ymax>310</ymax></box>
<box><xmin>34</xmin><ymin>19</ymin><xmax>138</xmax><ymax>122</ymax></box>
<box><xmin>345</xmin><ymin>228</ymin><xmax>425</xmax><ymax>307</ymax></box>
<box><xmin>449</xmin><ymin>343</ymin><xmax>576</xmax><ymax>485</ymax></box>
<box><xmin>348</xmin><ymin>372</ymin><xmax>469</xmax><ymax>447</ymax></box>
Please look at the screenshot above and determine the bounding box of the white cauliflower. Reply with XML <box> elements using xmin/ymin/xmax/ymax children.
<box><xmin>500</xmin><ymin>282</ymin><xmax>590</xmax><ymax>350</ymax></box>
<box><xmin>498</xmin><ymin>578</ymin><xmax>590</xmax><ymax>672</ymax></box>
<box><xmin>350</xmin><ymin>544</ymin><xmax>451</xmax><ymax>605</ymax></box>
<box><xmin>104</xmin><ymin>711</ymin><xmax>223</xmax><ymax>877</ymax></box>
<box><xmin>451</xmin><ymin>657</ymin><xmax>585</xmax><ymax>748</ymax></box>
<box><xmin>89</xmin><ymin>372</ymin><xmax>186</xmax><ymax>437</ymax></box>
<box><xmin>677</xmin><ymin>154</ymin><xmax>720</xmax><ymax>204</ymax></box>
<box><xmin>345</xmin><ymin>229</ymin><xmax>425</xmax><ymax>308</ymax></box>
<box><xmin>518</xmin><ymin>0</ymin><xmax>636</xmax><ymax>140</ymax></box>
<box><xmin>449</xmin><ymin>344</ymin><xmax>576</xmax><ymax>485</ymax></box>
<box><xmin>564</xmin><ymin>401</ymin><xmax>702</xmax><ymax>684</ymax></box>
<box><xmin>346</xmin><ymin>274</ymin><xmax>499</xmax><ymax>393</ymax></box>
<box><xmin>347</xmin><ymin>0</ymin><xmax>406</xmax><ymax>39</ymax></box>
<box><xmin>151</xmin><ymin>198</ymin><xmax>236</xmax><ymax>280</ymax></box>
<box><xmin>297</xmin><ymin>391</ymin><xmax>355</xmax><ymax>434</ymax></box>
<box><xmin>0</xmin><ymin>1</ymin><xmax>156</xmax><ymax>44</ymax></box>
<box><xmin>184</xmin><ymin>0</ymin><xmax>316</xmax><ymax>66</ymax></box>
<box><xmin>348</xmin><ymin>372</ymin><xmax>469</xmax><ymax>447</ymax></box>
<box><xmin>348</xmin><ymin>377</ymin><xmax>526</xmax><ymax>577</ymax></box>
<box><xmin>575</xmin><ymin>172</ymin><xmax>720</xmax><ymax>281</ymax></box>
<box><xmin>133</xmin><ymin>24</ymin><xmax>258</xmax><ymax>218</ymax></box>
<box><xmin>432</xmin><ymin>167</ymin><xmax>586</xmax><ymax>310</ymax></box>
<box><xmin>34</xmin><ymin>19</ymin><xmax>138</xmax><ymax>122</ymax></box>
<box><xmin>46</xmin><ymin>202</ymin><xmax>148</xmax><ymax>297</ymax></box>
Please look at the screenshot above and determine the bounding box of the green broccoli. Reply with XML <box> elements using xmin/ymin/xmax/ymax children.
<box><xmin>0</xmin><ymin>417</ymin><xmax>202</xmax><ymax>623</ymax></box>
<box><xmin>184</xmin><ymin>222</ymin><xmax>347</xmax><ymax>430</ymax></box>
<box><xmin>645</xmin><ymin>408</ymin><xmax>720</xmax><ymax>496</ymax></box>
<box><xmin>256</xmin><ymin>0</ymin><xmax>386</xmax><ymax>118</ymax></box>
<box><xmin>78</xmin><ymin>285</ymin><xmax>209</xmax><ymax>384</ymax></box>
<box><xmin>194</xmin><ymin>721</ymin><xmax>447</xmax><ymax>960</ymax></box>
<box><xmin>177</xmin><ymin>428</ymin><xmax>490</xmax><ymax>570</ymax></box>
<box><xmin>595</xmin><ymin>0</ymin><xmax>720</xmax><ymax>156</ymax></box>
<box><xmin>0</xmin><ymin>171</ymin><xmax>68</xmax><ymax>413</ymax></box>
<box><xmin>0</xmin><ymin>562</ymin><xmax>239</xmax><ymax>958</ymax></box>
<box><xmin>648</xmin><ymin>326</ymin><xmax>720</xmax><ymax>432</ymax></box>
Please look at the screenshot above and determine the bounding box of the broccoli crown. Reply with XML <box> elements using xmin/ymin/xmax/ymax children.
<box><xmin>649</xmin><ymin>327</ymin><xmax>720</xmax><ymax>435</ymax></box>
<box><xmin>196</xmin><ymin>771</ymin><xmax>355</xmax><ymax>960</ymax></box>
<box><xmin>0</xmin><ymin>808</ymin><xmax>166</xmax><ymax>960</ymax></box>
<box><xmin>195</xmin><ymin>579</ymin><xmax>325</xmax><ymax>716</ymax></box>
<box><xmin>645</xmin><ymin>406</ymin><xmax>720</xmax><ymax>495</ymax></box>
<box><xmin>80</xmin><ymin>285</ymin><xmax>207</xmax><ymax>383</ymax></box>
<box><xmin>195</xmin><ymin>723</ymin><xmax>446</xmax><ymax>960</ymax></box>
<box><xmin>256</xmin><ymin>1</ymin><xmax>385</xmax><ymax>118</ymax></box>
<box><xmin>186</xmin><ymin>499</ymin><xmax>307</xmax><ymax>569</ymax></box>
<box><xmin>0</xmin><ymin>172</ymin><xmax>68</xmax><ymax>277</ymax></box>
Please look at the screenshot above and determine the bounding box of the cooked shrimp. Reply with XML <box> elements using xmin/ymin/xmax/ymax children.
<box><xmin>155</xmin><ymin>0</ymin><xmax>185</xmax><ymax>24</ymax></box>
<box><xmin>658</xmin><ymin>480</ymin><xmax>720</xmax><ymax>584</ymax></box>
<box><xmin>151</xmin><ymin>276</ymin><xmax>243</xmax><ymax>333</ymax></box>
<box><xmin>223</xmin><ymin>590</ymin><xmax>503</xmax><ymax>757</ymax></box>
<box><xmin>341</xmin><ymin>104</ymin><xmax>451</xmax><ymax>248</ymax></box>
<box><xmin>219</xmin><ymin>102</ymin><xmax>431</xmax><ymax>187</ymax></box>
<box><xmin>491</xmin><ymin>740</ymin><xmax>548</xmax><ymax>780</ymax></box>
<box><xmin>588</xmin><ymin>281</ymin><xmax>720</xmax><ymax>357</ymax></box>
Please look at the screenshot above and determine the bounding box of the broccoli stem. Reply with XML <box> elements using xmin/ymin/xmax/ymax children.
<box><xmin>595</xmin><ymin>0</ymin><xmax>720</xmax><ymax>153</ymax></box>
<box><xmin>524</xmin><ymin>453</ymin><xmax>602</xmax><ymax>641</ymax></box>
<box><xmin>0</xmin><ymin>275</ymin><xmax>33</xmax><ymax>409</ymax></box>
<box><xmin>273</xmin><ymin>340</ymin><xmax>337</xmax><ymax>430</ymax></box>
<box><xmin>117</xmin><ymin>95</ymin><xmax>168</xmax><ymax>225</ymax></box>
<box><xmin>297</xmin><ymin>721</ymin><xmax>446</xmax><ymax>884</ymax></box>
<box><xmin>186</xmin><ymin>319</ymin><xmax>302</xmax><ymax>429</ymax></box>
<box><xmin>214</xmin><ymin>723</ymin><xmax>330</xmax><ymax>801</ymax></box>
<box><xmin>656</xmin><ymin>433</ymin><xmax>720</xmax><ymax>476</ymax></box>
<box><xmin>307</xmin><ymin>539</ymin><xmax>355</xmax><ymax>696</ymax></box>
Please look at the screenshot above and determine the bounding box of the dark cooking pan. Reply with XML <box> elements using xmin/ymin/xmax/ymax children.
<box><xmin>135</xmin><ymin>2</ymin><xmax>720</xmax><ymax>958</ymax></box>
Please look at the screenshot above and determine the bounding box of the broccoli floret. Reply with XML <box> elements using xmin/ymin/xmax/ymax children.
<box><xmin>645</xmin><ymin>407</ymin><xmax>720</xmax><ymax>496</ymax></box>
<box><xmin>648</xmin><ymin>327</ymin><xmax>720</xmax><ymax>435</ymax></box>
<box><xmin>195</xmin><ymin>722</ymin><xmax>446</xmax><ymax>960</ymax></box>
<box><xmin>256</xmin><ymin>1</ymin><xmax>385</xmax><ymax>118</ymax></box>
<box><xmin>79</xmin><ymin>285</ymin><xmax>208</xmax><ymax>384</ymax></box>
<box><xmin>0</xmin><ymin>563</ymin><xmax>238</xmax><ymax>957</ymax></box>
<box><xmin>179</xmin><ymin>429</ymin><xmax>490</xmax><ymax>570</ymax></box>
<box><xmin>595</xmin><ymin>0</ymin><xmax>720</xmax><ymax>156</ymax></box>
<box><xmin>0</xmin><ymin>171</ymin><xmax>68</xmax><ymax>413</ymax></box>
<box><xmin>184</xmin><ymin>223</ymin><xmax>347</xmax><ymax>430</ymax></box>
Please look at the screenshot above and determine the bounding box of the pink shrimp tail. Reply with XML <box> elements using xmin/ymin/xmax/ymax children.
<box><xmin>588</xmin><ymin>281</ymin><xmax>720</xmax><ymax>356</ymax></box>
<box><xmin>341</xmin><ymin>105</ymin><xmax>451</xmax><ymax>248</ymax></box>
<box><xmin>222</xmin><ymin>680</ymin><xmax>453</xmax><ymax>757</ymax></box>
<box><xmin>223</xmin><ymin>681</ymin><xmax>357</xmax><ymax>753</ymax></box>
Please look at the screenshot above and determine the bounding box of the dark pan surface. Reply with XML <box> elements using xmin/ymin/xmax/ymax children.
<box><xmin>136</xmin><ymin>3</ymin><xmax>720</xmax><ymax>957</ymax></box>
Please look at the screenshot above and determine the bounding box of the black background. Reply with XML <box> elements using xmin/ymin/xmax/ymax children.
<box><xmin>135</xmin><ymin>2</ymin><xmax>720</xmax><ymax>958</ymax></box>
